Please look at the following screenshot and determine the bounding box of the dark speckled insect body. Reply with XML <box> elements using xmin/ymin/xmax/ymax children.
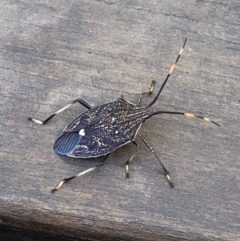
<box><xmin>28</xmin><ymin>38</ymin><xmax>219</xmax><ymax>193</ymax></box>
<box><xmin>54</xmin><ymin>98</ymin><xmax>153</xmax><ymax>158</ymax></box>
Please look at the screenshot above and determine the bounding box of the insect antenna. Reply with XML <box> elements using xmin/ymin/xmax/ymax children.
<box><xmin>148</xmin><ymin>38</ymin><xmax>187</xmax><ymax>107</ymax></box>
<box><xmin>145</xmin><ymin>111</ymin><xmax>220</xmax><ymax>126</ymax></box>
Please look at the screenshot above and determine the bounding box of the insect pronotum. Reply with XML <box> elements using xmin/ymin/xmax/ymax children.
<box><xmin>28</xmin><ymin>38</ymin><xmax>219</xmax><ymax>193</ymax></box>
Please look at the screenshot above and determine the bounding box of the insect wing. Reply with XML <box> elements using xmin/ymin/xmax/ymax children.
<box><xmin>54</xmin><ymin>132</ymin><xmax>83</xmax><ymax>156</ymax></box>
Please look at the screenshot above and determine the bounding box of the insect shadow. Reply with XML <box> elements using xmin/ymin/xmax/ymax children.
<box><xmin>28</xmin><ymin>38</ymin><xmax>219</xmax><ymax>193</ymax></box>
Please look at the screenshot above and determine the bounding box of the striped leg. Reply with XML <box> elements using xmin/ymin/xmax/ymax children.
<box><xmin>136</xmin><ymin>80</ymin><xmax>156</xmax><ymax>106</ymax></box>
<box><xmin>28</xmin><ymin>98</ymin><xmax>91</xmax><ymax>125</ymax></box>
<box><xmin>125</xmin><ymin>141</ymin><xmax>140</xmax><ymax>178</ymax></box>
<box><xmin>51</xmin><ymin>153</ymin><xmax>110</xmax><ymax>193</ymax></box>
<box><xmin>138</xmin><ymin>134</ymin><xmax>174</xmax><ymax>188</ymax></box>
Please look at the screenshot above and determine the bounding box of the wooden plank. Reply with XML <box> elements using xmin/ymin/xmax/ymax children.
<box><xmin>0</xmin><ymin>0</ymin><xmax>239</xmax><ymax>240</ymax></box>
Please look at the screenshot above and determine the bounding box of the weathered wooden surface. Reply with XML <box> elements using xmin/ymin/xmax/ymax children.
<box><xmin>0</xmin><ymin>0</ymin><xmax>239</xmax><ymax>240</ymax></box>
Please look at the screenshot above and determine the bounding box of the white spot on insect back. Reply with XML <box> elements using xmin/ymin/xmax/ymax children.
<box><xmin>79</xmin><ymin>129</ymin><xmax>85</xmax><ymax>136</ymax></box>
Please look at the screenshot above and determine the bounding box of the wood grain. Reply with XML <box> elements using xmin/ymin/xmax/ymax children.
<box><xmin>0</xmin><ymin>1</ymin><xmax>239</xmax><ymax>240</ymax></box>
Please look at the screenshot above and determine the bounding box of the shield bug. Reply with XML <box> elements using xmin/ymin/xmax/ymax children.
<box><xmin>28</xmin><ymin>38</ymin><xmax>219</xmax><ymax>193</ymax></box>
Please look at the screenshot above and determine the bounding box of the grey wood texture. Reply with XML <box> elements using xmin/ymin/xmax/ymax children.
<box><xmin>0</xmin><ymin>1</ymin><xmax>239</xmax><ymax>240</ymax></box>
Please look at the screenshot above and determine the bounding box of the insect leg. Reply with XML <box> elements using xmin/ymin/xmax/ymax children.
<box><xmin>125</xmin><ymin>141</ymin><xmax>140</xmax><ymax>178</ymax></box>
<box><xmin>138</xmin><ymin>134</ymin><xmax>174</xmax><ymax>188</ymax></box>
<box><xmin>51</xmin><ymin>153</ymin><xmax>110</xmax><ymax>193</ymax></box>
<box><xmin>136</xmin><ymin>80</ymin><xmax>156</xmax><ymax>106</ymax></box>
<box><xmin>28</xmin><ymin>98</ymin><xmax>92</xmax><ymax>125</ymax></box>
